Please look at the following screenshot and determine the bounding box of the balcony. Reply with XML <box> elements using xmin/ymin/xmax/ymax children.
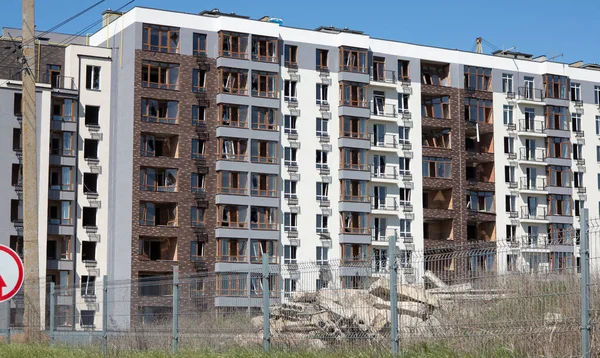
<box><xmin>520</xmin><ymin>234</ymin><xmax>550</xmax><ymax>250</ymax></box>
<box><xmin>371</xmin><ymin>102</ymin><xmax>397</xmax><ymax>118</ymax></box>
<box><xmin>518</xmin><ymin>148</ymin><xmax>546</xmax><ymax>165</ymax></box>
<box><xmin>371</xmin><ymin>228</ymin><xmax>398</xmax><ymax>242</ymax></box>
<box><xmin>518</xmin><ymin>119</ymin><xmax>546</xmax><ymax>137</ymax></box>
<box><xmin>371</xmin><ymin>196</ymin><xmax>398</xmax><ymax>212</ymax></box>
<box><xmin>370</xmin><ymin>133</ymin><xmax>397</xmax><ymax>151</ymax></box>
<box><xmin>519</xmin><ymin>177</ymin><xmax>547</xmax><ymax>192</ymax></box>
<box><xmin>517</xmin><ymin>87</ymin><xmax>544</xmax><ymax>103</ymax></box>
<box><xmin>520</xmin><ymin>206</ymin><xmax>548</xmax><ymax>221</ymax></box>
<box><xmin>42</xmin><ymin>73</ymin><xmax>77</xmax><ymax>91</ymax></box>
<box><xmin>371</xmin><ymin>165</ymin><xmax>397</xmax><ymax>180</ymax></box>
<box><xmin>370</xmin><ymin>68</ymin><xmax>396</xmax><ymax>85</ymax></box>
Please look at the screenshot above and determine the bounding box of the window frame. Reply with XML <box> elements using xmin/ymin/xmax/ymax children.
<box><xmin>142</xmin><ymin>24</ymin><xmax>180</xmax><ymax>53</ymax></box>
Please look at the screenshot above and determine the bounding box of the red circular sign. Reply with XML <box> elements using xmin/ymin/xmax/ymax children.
<box><xmin>0</xmin><ymin>244</ymin><xmax>25</xmax><ymax>303</ymax></box>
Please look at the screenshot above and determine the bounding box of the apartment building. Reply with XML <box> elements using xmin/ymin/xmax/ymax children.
<box><xmin>0</xmin><ymin>28</ymin><xmax>112</xmax><ymax>330</ymax></box>
<box><xmin>86</xmin><ymin>6</ymin><xmax>600</xmax><ymax>320</ymax></box>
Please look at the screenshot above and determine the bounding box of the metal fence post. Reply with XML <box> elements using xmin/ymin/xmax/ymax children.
<box><xmin>5</xmin><ymin>300</ymin><xmax>10</xmax><ymax>345</ymax></box>
<box><xmin>172</xmin><ymin>266</ymin><xmax>179</xmax><ymax>354</ymax></box>
<box><xmin>49</xmin><ymin>282</ymin><xmax>55</xmax><ymax>347</ymax></box>
<box><xmin>389</xmin><ymin>230</ymin><xmax>399</xmax><ymax>354</ymax></box>
<box><xmin>102</xmin><ymin>275</ymin><xmax>108</xmax><ymax>356</ymax></box>
<box><xmin>581</xmin><ymin>208</ymin><xmax>590</xmax><ymax>358</ymax></box>
<box><xmin>262</xmin><ymin>254</ymin><xmax>270</xmax><ymax>352</ymax></box>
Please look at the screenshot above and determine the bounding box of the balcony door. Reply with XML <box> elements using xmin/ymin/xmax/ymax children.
<box><xmin>373</xmin><ymin>218</ymin><xmax>387</xmax><ymax>241</ymax></box>
<box><xmin>526</xmin><ymin>168</ymin><xmax>536</xmax><ymax>189</ymax></box>
<box><xmin>524</xmin><ymin>76</ymin><xmax>534</xmax><ymax>100</ymax></box>
<box><xmin>524</xmin><ymin>108</ymin><xmax>535</xmax><ymax>130</ymax></box>
<box><xmin>373</xmin><ymin>155</ymin><xmax>386</xmax><ymax>176</ymax></box>
<box><xmin>527</xmin><ymin>196</ymin><xmax>537</xmax><ymax>217</ymax></box>
<box><xmin>373</xmin><ymin>124</ymin><xmax>385</xmax><ymax>146</ymax></box>
<box><xmin>374</xmin><ymin>186</ymin><xmax>386</xmax><ymax>209</ymax></box>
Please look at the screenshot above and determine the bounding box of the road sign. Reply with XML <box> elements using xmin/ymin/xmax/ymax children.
<box><xmin>0</xmin><ymin>245</ymin><xmax>24</xmax><ymax>303</ymax></box>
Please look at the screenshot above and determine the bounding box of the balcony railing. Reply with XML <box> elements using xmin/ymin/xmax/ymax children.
<box><xmin>519</xmin><ymin>148</ymin><xmax>546</xmax><ymax>162</ymax></box>
<box><xmin>340</xmin><ymin>162</ymin><xmax>370</xmax><ymax>171</ymax></box>
<box><xmin>371</xmin><ymin>196</ymin><xmax>397</xmax><ymax>211</ymax></box>
<box><xmin>42</xmin><ymin>73</ymin><xmax>76</xmax><ymax>90</ymax></box>
<box><xmin>519</xmin><ymin>177</ymin><xmax>546</xmax><ymax>191</ymax></box>
<box><xmin>340</xmin><ymin>131</ymin><xmax>369</xmax><ymax>140</ymax></box>
<box><xmin>370</xmin><ymin>69</ymin><xmax>396</xmax><ymax>83</ymax></box>
<box><xmin>371</xmin><ymin>103</ymin><xmax>397</xmax><ymax>117</ymax></box>
<box><xmin>517</xmin><ymin>87</ymin><xmax>543</xmax><ymax>102</ymax></box>
<box><xmin>371</xmin><ymin>165</ymin><xmax>397</xmax><ymax>179</ymax></box>
<box><xmin>520</xmin><ymin>206</ymin><xmax>548</xmax><ymax>220</ymax></box>
<box><xmin>520</xmin><ymin>234</ymin><xmax>549</xmax><ymax>248</ymax></box>
<box><xmin>340</xmin><ymin>194</ymin><xmax>370</xmax><ymax>203</ymax></box>
<box><xmin>370</xmin><ymin>134</ymin><xmax>397</xmax><ymax>148</ymax></box>
<box><xmin>340</xmin><ymin>227</ymin><xmax>371</xmax><ymax>235</ymax></box>
<box><xmin>518</xmin><ymin>119</ymin><xmax>546</xmax><ymax>133</ymax></box>
<box><xmin>371</xmin><ymin>228</ymin><xmax>397</xmax><ymax>242</ymax></box>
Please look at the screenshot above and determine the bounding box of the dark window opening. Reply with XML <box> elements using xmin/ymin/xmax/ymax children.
<box><xmin>82</xmin><ymin>241</ymin><xmax>97</xmax><ymax>261</ymax></box>
<box><xmin>85</xmin><ymin>105</ymin><xmax>100</xmax><ymax>126</ymax></box>
<box><xmin>13</xmin><ymin>128</ymin><xmax>21</xmax><ymax>151</ymax></box>
<box><xmin>46</xmin><ymin>240</ymin><xmax>57</xmax><ymax>260</ymax></box>
<box><xmin>10</xmin><ymin>200</ymin><xmax>22</xmax><ymax>222</ymax></box>
<box><xmin>10</xmin><ymin>236</ymin><xmax>23</xmax><ymax>257</ymax></box>
<box><xmin>14</xmin><ymin>93</ymin><xmax>22</xmax><ymax>116</ymax></box>
<box><xmin>84</xmin><ymin>139</ymin><xmax>99</xmax><ymax>160</ymax></box>
<box><xmin>11</xmin><ymin>164</ymin><xmax>22</xmax><ymax>187</ymax></box>
<box><xmin>82</xmin><ymin>207</ymin><xmax>97</xmax><ymax>227</ymax></box>
<box><xmin>80</xmin><ymin>310</ymin><xmax>95</xmax><ymax>327</ymax></box>
<box><xmin>81</xmin><ymin>276</ymin><xmax>96</xmax><ymax>296</ymax></box>
<box><xmin>83</xmin><ymin>173</ymin><xmax>98</xmax><ymax>194</ymax></box>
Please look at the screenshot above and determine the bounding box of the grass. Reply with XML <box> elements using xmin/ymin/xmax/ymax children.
<box><xmin>0</xmin><ymin>343</ymin><xmax>526</xmax><ymax>358</ymax></box>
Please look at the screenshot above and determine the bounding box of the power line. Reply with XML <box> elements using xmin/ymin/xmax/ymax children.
<box><xmin>0</xmin><ymin>0</ymin><xmax>105</xmax><ymax>68</ymax></box>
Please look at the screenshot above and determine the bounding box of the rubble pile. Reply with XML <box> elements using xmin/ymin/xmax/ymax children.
<box><xmin>240</xmin><ymin>274</ymin><xmax>451</xmax><ymax>348</ymax></box>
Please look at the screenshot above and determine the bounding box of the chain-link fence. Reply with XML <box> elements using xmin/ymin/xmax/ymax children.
<box><xmin>1</xmin><ymin>212</ymin><xmax>600</xmax><ymax>356</ymax></box>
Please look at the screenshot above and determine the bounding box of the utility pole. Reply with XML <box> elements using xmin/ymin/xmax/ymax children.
<box><xmin>22</xmin><ymin>0</ymin><xmax>41</xmax><ymax>342</ymax></box>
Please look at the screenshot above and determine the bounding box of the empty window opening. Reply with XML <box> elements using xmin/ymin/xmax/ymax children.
<box><xmin>81</xmin><ymin>241</ymin><xmax>97</xmax><ymax>261</ymax></box>
<box><xmin>84</xmin><ymin>105</ymin><xmax>100</xmax><ymax>126</ymax></box>
<box><xmin>83</xmin><ymin>173</ymin><xmax>98</xmax><ymax>194</ymax></box>
<box><xmin>84</xmin><ymin>139</ymin><xmax>99</xmax><ymax>160</ymax></box>
<box><xmin>82</xmin><ymin>207</ymin><xmax>97</xmax><ymax>228</ymax></box>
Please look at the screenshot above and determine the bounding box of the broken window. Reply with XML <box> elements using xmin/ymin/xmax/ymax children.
<box><xmin>84</xmin><ymin>139</ymin><xmax>99</xmax><ymax>160</ymax></box>
<box><xmin>339</xmin><ymin>46</ymin><xmax>368</xmax><ymax>73</ymax></box>
<box><xmin>284</xmin><ymin>80</ymin><xmax>297</xmax><ymax>102</ymax></box>
<box><xmin>219</xmin><ymin>104</ymin><xmax>247</xmax><ymax>127</ymax></box>
<box><xmin>192</xmin><ymin>105</ymin><xmax>206</xmax><ymax>126</ymax></box>
<box><xmin>421</xmin><ymin>63</ymin><xmax>450</xmax><ymax>86</ymax></box>
<box><xmin>252</xmin><ymin>36</ymin><xmax>278</xmax><ymax>63</ymax></box>
<box><xmin>81</xmin><ymin>276</ymin><xmax>96</xmax><ymax>297</ymax></box>
<box><xmin>192</xmin><ymin>69</ymin><xmax>206</xmax><ymax>93</ymax></box>
<box><xmin>219</xmin><ymin>68</ymin><xmax>248</xmax><ymax>95</ymax></box>
<box><xmin>339</xmin><ymin>82</ymin><xmax>368</xmax><ymax>107</ymax></box>
<box><xmin>141</xmin><ymin>98</ymin><xmax>178</xmax><ymax>124</ymax></box>
<box><xmin>250</xmin><ymin>173</ymin><xmax>278</xmax><ymax>197</ymax></box>
<box><xmin>81</xmin><ymin>241</ymin><xmax>96</xmax><ymax>262</ymax></box>
<box><xmin>139</xmin><ymin>202</ymin><xmax>178</xmax><ymax>227</ymax></box>
<box><xmin>251</xmin><ymin>107</ymin><xmax>277</xmax><ymax>130</ymax></box>
<box><xmin>218</xmin><ymin>171</ymin><xmax>247</xmax><ymax>195</ymax></box>
<box><xmin>142</xmin><ymin>24</ymin><xmax>179</xmax><ymax>53</ymax></box>
<box><xmin>12</xmin><ymin>128</ymin><xmax>21</xmax><ymax>151</ymax></box>
<box><xmin>251</xmin><ymin>71</ymin><xmax>278</xmax><ymax>98</ymax></box>
<box><xmin>49</xmin><ymin>166</ymin><xmax>73</xmax><ymax>191</ymax></box>
<box><xmin>140</xmin><ymin>167</ymin><xmax>177</xmax><ymax>192</ymax></box>
<box><xmin>464</xmin><ymin>66</ymin><xmax>492</xmax><ymax>91</ymax></box>
<box><xmin>192</xmin><ymin>139</ymin><xmax>205</xmax><ymax>159</ymax></box>
<box><xmin>422</xmin><ymin>129</ymin><xmax>451</xmax><ymax>148</ymax></box>
<box><xmin>141</xmin><ymin>61</ymin><xmax>179</xmax><ymax>90</ymax></box>
<box><xmin>10</xmin><ymin>200</ymin><xmax>22</xmax><ymax>223</ymax></box>
<box><xmin>83</xmin><ymin>173</ymin><xmax>98</xmax><ymax>194</ymax></box>
<box><xmin>82</xmin><ymin>207</ymin><xmax>97</xmax><ymax>227</ymax></box>
<box><xmin>191</xmin><ymin>207</ymin><xmax>205</xmax><ymax>227</ymax></box>
<box><xmin>13</xmin><ymin>93</ymin><xmax>22</xmax><ymax>116</ymax></box>
<box><xmin>464</xmin><ymin>98</ymin><xmax>493</xmax><ymax>123</ymax></box>
<box><xmin>217</xmin><ymin>205</ymin><xmax>247</xmax><ymax>228</ymax></box>
<box><xmin>191</xmin><ymin>173</ymin><xmax>206</xmax><ymax>193</ymax></box>
<box><xmin>86</xmin><ymin>66</ymin><xmax>101</xmax><ymax>90</ymax></box>
<box><xmin>50</xmin><ymin>132</ymin><xmax>74</xmax><ymax>156</ymax></box>
<box><xmin>218</xmin><ymin>138</ymin><xmax>248</xmax><ymax>161</ymax></box>
<box><xmin>250</xmin><ymin>239</ymin><xmax>278</xmax><ymax>263</ymax></box>
<box><xmin>219</xmin><ymin>31</ymin><xmax>248</xmax><ymax>59</ymax></box>
<box><xmin>52</xmin><ymin>98</ymin><xmax>75</xmax><ymax>122</ymax></box>
<box><xmin>140</xmin><ymin>134</ymin><xmax>178</xmax><ymax>158</ymax></box>
<box><xmin>11</xmin><ymin>164</ymin><xmax>22</xmax><ymax>187</ymax></box>
<box><xmin>85</xmin><ymin>105</ymin><xmax>100</xmax><ymax>126</ymax></box>
<box><xmin>48</xmin><ymin>200</ymin><xmax>71</xmax><ymax>225</ymax></box>
<box><xmin>398</xmin><ymin>60</ymin><xmax>410</xmax><ymax>81</ymax></box>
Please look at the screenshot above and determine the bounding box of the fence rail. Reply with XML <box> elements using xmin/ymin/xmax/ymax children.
<box><xmin>2</xmin><ymin>213</ymin><xmax>600</xmax><ymax>356</ymax></box>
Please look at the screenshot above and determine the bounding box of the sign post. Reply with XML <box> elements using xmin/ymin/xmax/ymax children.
<box><xmin>0</xmin><ymin>245</ymin><xmax>25</xmax><ymax>303</ymax></box>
